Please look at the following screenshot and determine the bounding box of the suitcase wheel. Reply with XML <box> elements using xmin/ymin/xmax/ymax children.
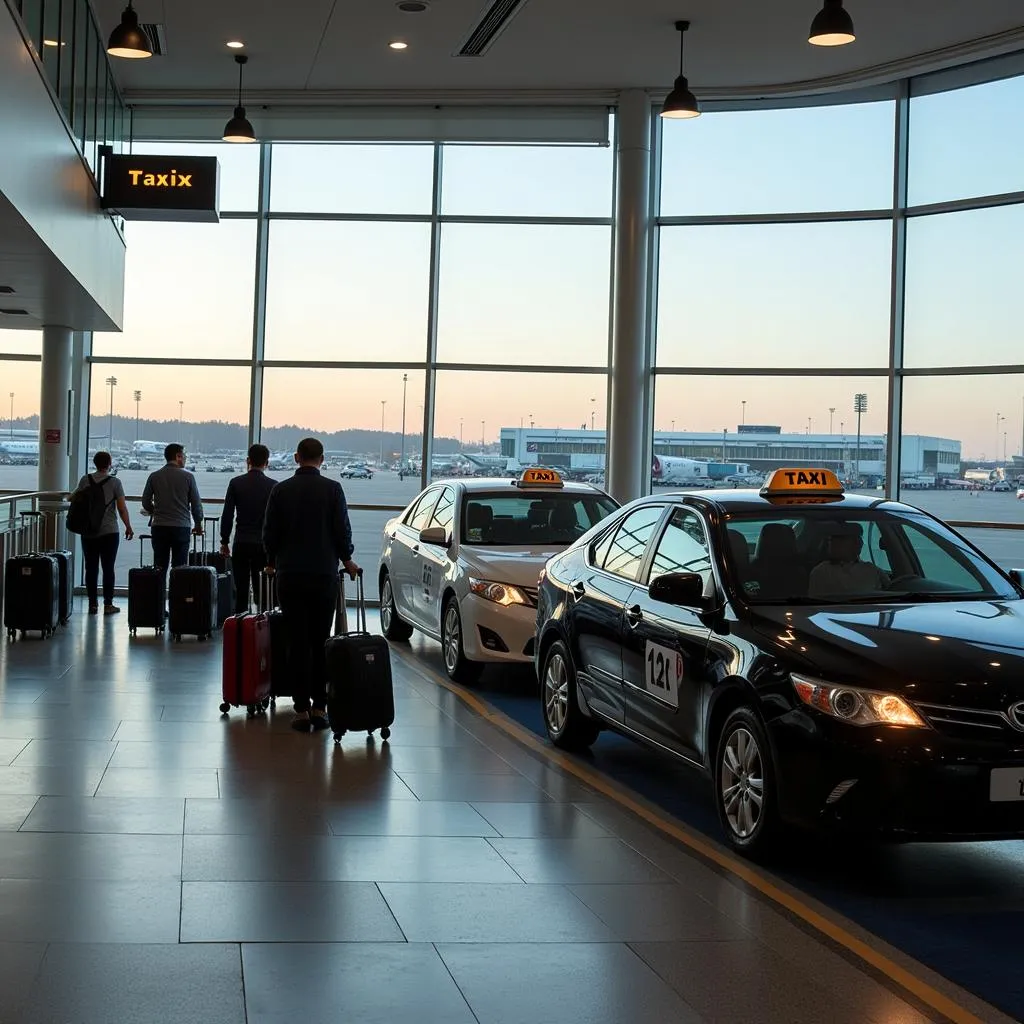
<box><xmin>246</xmin><ymin>704</ymin><xmax>256</xmax><ymax>718</ymax></box>
<box><xmin>380</xmin><ymin>727</ymin><xmax>391</xmax><ymax>741</ymax></box>
<box><xmin>270</xmin><ymin>697</ymin><xmax>276</xmax><ymax>707</ymax></box>
<box><xmin>219</xmin><ymin>702</ymin><xmax>231</xmax><ymax>715</ymax></box>
<box><xmin>333</xmin><ymin>731</ymin><xmax>345</xmax><ymax>743</ymax></box>
<box><xmin>129</xmin><ymin>627</ymin><xmax>137</xmax><ymax>637</ymax></box>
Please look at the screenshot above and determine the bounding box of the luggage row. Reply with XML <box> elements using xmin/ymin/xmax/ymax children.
<box><xmin>3</xmin><ymin>512</ymin><xmax>73</xmax><ymax>641</ymax></box>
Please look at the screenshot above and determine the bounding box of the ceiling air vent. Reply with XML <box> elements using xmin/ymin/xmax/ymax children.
<box><xmin>0</xmin><ymin>286</ymin><xmax>14</xmax><ymax>294</ymax></box>
<box><xmin>141</xmin><ymin>23</ymin><xmax>167</xmax><ymax>57</ymax></box>
<box><xmin>457</xmin><ymin>0</ymin><xmax>532</xmax><ymax>56</ymax></box>
<box><xmin>0</xmin><ymin>309</ymin><xmax>29</xmax><ymax>316</ymax></box>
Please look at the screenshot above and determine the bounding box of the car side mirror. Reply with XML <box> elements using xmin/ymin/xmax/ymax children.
<box><xmin>419</xmin><ymin>526</ymin><xmax>448</xmax><ymax>547</ymax></box>
<box><xmin>649</xmin><ymin>571</ymin><xmax>713</xmax><ymax>610</ymax></box>
<box><xmin>1009</xmin><ymin>568</ymin><xmax>1024</xmax><ymax>591</ymax></box>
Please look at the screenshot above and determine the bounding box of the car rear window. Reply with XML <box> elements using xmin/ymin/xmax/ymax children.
<box><xmin>462</xmin><ymin>492</ymin><xmax>618</xmax><ymax>546</ymax></box>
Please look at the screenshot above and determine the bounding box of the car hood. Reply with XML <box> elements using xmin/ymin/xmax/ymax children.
<box><xmin>460</xmin><ymin>546</ymin><xmax>558</xmax><ymax>588</ymax></box>
<box><xmin>749</xmin><ymin>600</ymin><xmax>1024</xmax><ymax>708</ymax></box>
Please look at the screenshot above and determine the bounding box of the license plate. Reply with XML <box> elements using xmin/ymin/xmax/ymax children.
<box><xmin>989</xmin><ymin>767</ymin><xmax>1024</xmax><ymax>802</ymax></box>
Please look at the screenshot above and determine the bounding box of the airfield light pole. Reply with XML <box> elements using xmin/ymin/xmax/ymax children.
<box><xmin>133</xmin><ymin>391</ymin><xmax>142</xmax><ymax>441</ymax></box>
<box><xmin>8</xmin><ymin>393</ymin><xmax>12</xmax><ymax>438</ymax></box>
<box><xmin>400</xmin><ymin>374</ymin><xmax>407</xmax><ymax>476</ymax></box>
<box><xmin>105</xmin><ymin>377</ymin><xmax>118</xmax><ymax>449</ymax></box>
<box><xmin>829</xmin><ymin>407</ymin><xmax>835</xmax><ymax>434</ymax></box>
<box><xmin>379</xmin><ymin>400</ymin><xmax>386</xmax><ymax>467</ymax></box>
<box><xmin>854</xmin><ymin>393</ymin><xmax>867</xmax><ymax>485</ymax></box>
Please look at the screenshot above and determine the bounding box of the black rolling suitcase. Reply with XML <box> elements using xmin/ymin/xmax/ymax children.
<box><xmin>128</xmin><ymin>534</ymin><xmax>166</xmax><ymax>636</ymax></box>
<box><xmin>188</xmin><ymin>521</ymin><xmax>233</xmax><ymax>627</ymax></box>
<box><xmin>325</xmin><ymin>571</ymin><xmax>394</xmax><ymax>743</ymax></box>
<box><xmin>20</xmin><ymin>512</ymin><xmax>72</xmax><ymax>624</ymax></box>
<box><xmin>169</xmin><ymin>537</ymin><xmax>217</xmax><ymax>642</ymax></box>
<box><xmin>4</xmin><ymin>554</ymin><xmax>59</xmax><ymax>641</ymax></box>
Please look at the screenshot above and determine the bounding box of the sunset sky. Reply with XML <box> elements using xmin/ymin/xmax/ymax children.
<box><xmin>2</xmin><ymin>75</ymin><xmax>1023</xmax><ymax>460</ymax></box>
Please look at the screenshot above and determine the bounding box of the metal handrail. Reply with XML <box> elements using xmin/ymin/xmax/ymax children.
<box><xmin>948</xmin><ymin>521</ymin><xmax>1024</xmax><ymax>531</ymax></box>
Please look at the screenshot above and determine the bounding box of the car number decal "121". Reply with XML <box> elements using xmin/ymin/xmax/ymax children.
<box><xmin>644</xmin><ymin>641</ymin><xmax>683</xmax><ymax>708</ymax></box>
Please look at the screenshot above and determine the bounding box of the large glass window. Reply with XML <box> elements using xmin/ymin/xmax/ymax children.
<box><xmin>660</xmin><ymin>101</ymin><xmax>896</xmax><ymax>216</ymax></box>
<box><xmin>93</xmin><ymin>220</ymin><xmax>257</xmax><ymax>359</ymax></box>
<box><xmin>264</xmin><ymin>221</ymin><xmax>431</xmax><ymax>362</ymax></box>
<box><xmin>904</xmin><ymin>206</ymin><xmax>1024</xmax><ymax>368</ymax></box>
<box><xmin>436</xmin><ymin>224</ymin><xmax>612</xmax><ymax>366</ymax></box>
<box><xmin>270</xmin><ymin>144</ymin><xmax>434</xmax><ymax>215</ymax></box>
<box><xmin>909</xmin><ymin>75</ymin><xmax>1024</xmax><ymax>207</ymax></box>
<box><xmin>440</xmin><ymin>144</ymin><xmax>614</xmax><ymax>218</ymax></box>
<box><xmin>656</xmin><ymin>221</ymin><xmax>892</xmax><ymax>367</ymax></box>
<box><xmin>0</xmin><ymin>331</ymin><xmax>41</xmax><ymax>355</ymax></box>
<box><xmin>601</xmin><ymin>506</ymin><xmax>664</xmax><ymax>581</ymax></box>
<box><xmin>0</xmin><ymin>360</ymin><xmax>41</xmax><ymax>493</ymax></box>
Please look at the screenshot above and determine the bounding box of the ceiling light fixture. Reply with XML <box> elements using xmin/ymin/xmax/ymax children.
<box><xmin>389</xmin><ymin>40</ymin><xmax>409</xmax><ymax>50</ymax></box>
<box><xmin>43</xmin><ymin>39</ymin><xmax>66</xmax><ymax>47</ymax></box>
<box><xmin>222</xmin><ymin>54</ymin><xmax>256</xmax><ymax>143</ymax></box>
<box><xmin>808</xmin><ymin>0</ymin><xmax>856</xmax><ymax>46</ymax></box>
<box><xmin>106</xmin><ymin>2</ymin><xmax>153</xmax><ymax>59</ymax></box>
<box><xmin>660</xmin><ymin>20</ymin><xmax>700</xmax><ymax>120</ymax></box>
<box><xmin>226</xmin><ymin>40</ymin><xmax>245</xmax><ymax>49</ymax></box>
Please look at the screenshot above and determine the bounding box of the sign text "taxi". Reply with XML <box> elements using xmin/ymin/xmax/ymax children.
<box><xmin>127</xmin><ymin>169</ymin><xmax>192</xmax><ymax>188</ymax></box>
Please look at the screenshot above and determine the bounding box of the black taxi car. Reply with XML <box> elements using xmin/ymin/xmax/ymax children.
<box><xmin>534</xmin><ymin>468</ymin><xmax>1024</xmax><ymax>855</ymax></box>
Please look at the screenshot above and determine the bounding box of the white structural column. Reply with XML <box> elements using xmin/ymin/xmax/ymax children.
<box><xmin>607</xmin><ymin>90</ymin><xmax>652</xmax><ymax>503</ymax></box>
<box><xmin>39</xmin><ymin>324</ymin><xmax>73</xmax><ymax>494</ymax></box>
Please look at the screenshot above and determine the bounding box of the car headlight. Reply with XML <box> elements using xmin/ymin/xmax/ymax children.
<box><xmin>469</xmin><ymin>578</ymin><xmax>528</xmax><ymax>607</ymax></box>
<box><xmin>791</xmin><ymin>674</ymin><xmax>927</xmax><ymax>728</ymax></box>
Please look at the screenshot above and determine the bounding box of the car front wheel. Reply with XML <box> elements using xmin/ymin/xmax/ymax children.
<box><xmin>441</xmin><ymin>598</ymin><xmax>481</xmax><ymax>684</ymax></box>
<box><xmin>542</xmin><ymin>639</ymin><xmax>599</xmax><ymax>751</ymax></box>
<box><xmin>379</xmin><ymin>572</ymin><xmax>413</xmax><ymax>642</ymax></box>
<box><xmin>714</xmin><ymin>706</ymin><xmax>781</xmax><ymax>857</ymax></box>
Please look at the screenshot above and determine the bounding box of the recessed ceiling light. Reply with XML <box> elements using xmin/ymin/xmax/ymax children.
<box><xmin>396</xmin><ymin>0</ymin><xmax>429</xmax><ymax>11</ymax></box>
<box><xmin>389</xmin><ymin>40</ymin><xmax>409</xmax><ymax>50</ymax></box>
<box><xmin>43</xmin><ymin>39</ymin><xmax>66</xmax><ymax>47</ymax></box>
<box><xmin>226</xmin><ymin>40</ymin><xmax>244</xmax><ymax>49</ymax></box>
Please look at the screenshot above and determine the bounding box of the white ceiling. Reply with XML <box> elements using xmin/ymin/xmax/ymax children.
<box><xmin>94</xmin><ymin>0</ymin><xmax>1024</xmax><ymax>103</ymax></box>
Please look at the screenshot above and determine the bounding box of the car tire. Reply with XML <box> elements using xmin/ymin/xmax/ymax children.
<box><xmin>441</xmin><ymin>597</ymin><xmax>481</xmax><ymax>684</ymax></box>
<box><xmin>379</xmin><ymin>571</ymin><xmax>413</xmax><ymax>642</ymax></box>
<box><xmin>541</xmin><ymin>639</ymin><xmax>599</xmax><ymax>751</ymax></box>
<box><xmin>714</xmin><ymin>706</ymin><xmax>781</xmax><ymax>857</ymax></box>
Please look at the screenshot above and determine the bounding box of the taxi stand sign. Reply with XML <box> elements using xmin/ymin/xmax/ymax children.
<box><xmin>760</xmin><ymin>468</ymin><xmax>845</xmax><ymax>497</ymax></box>
<box><xmin>515</xmin><ymin>468</ymin><xmax>564</xmax><ymax>488</ymax></box>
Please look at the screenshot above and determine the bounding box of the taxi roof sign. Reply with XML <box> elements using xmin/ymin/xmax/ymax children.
<box><xmin>515</xmin><ymin>467</ymin><xmax>564</xmax><ymax>488</ymax></box>
<box><xmin>760</xmin><ymin>468</ymin><xmax>844</xmax><ymax>497</ymax></box>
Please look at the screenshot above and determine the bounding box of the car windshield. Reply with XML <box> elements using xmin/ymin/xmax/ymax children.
<box><xmin>722</xmin><ymin>506</ymin><xmax>1017</xmax><ymax>605</ymax></box>
<box><xmin>462</xmin><ymin>492</ymin><xmax>618</xmax><ymax>547</ymax></box>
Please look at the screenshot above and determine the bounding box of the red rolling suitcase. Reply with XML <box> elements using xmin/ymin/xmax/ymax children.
<box><xmin>219</xmin><ymin>575</ymin><xmax>272</xmax><ymax>718</ymax></box>
<box><xmin>325</xmin><ymin>571</ymin><xmax>395</xmax><ymax>743</ymax></box>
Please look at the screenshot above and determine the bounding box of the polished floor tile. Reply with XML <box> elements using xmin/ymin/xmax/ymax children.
<box><xmin>382</xmin><ymin>745</ymin><xmax>518</xmax><ymax>774</ymax></box>
<box><xmin>20</xmin><ymin>795</ymin><xmax>185</xmax><ymax>834</ymax></box>
<box><xmin>0</xmin><ymin>879</ymin><xmax>181</xmax><ymax>942</ymax></box>
<box><xmin>0</xmin><ymin>736</ymin><xmax>30</xmax><ymax>764</ymax></box>
<box><xmin>10</xmin><ymin>738</ymin><xmax>117</xmax><ymax>767</ymax></box>
<box><xmin>19</xmin><ymin>943</ymin><xmax>245</xmax><ymax>1024</ymax></box>
<box><xmin>0</xmin><ymin>794</ymin><xmax>37</xmax><ymax>830</ymax></box>
<box><xmin>486</xmin><ymin>837</ymin><xmax>672</xmax><ymax>884</ymax></box>
<box><xmin>0</xmin><ymin>764</ymin><xmax>107</xmax><ymax>796</ymax></box>
<box><xmin>0</xmin><ymin>832</ymin><xmax>182</xmax><ymax>880</ymax></box>
<box><xmin>182</xmin><ymin>833</ymin><xmax>522</xmax><ymax>882</ymax></box>
<box><xmin>568</xmin><ymin>883</ymin><xmax>750</xmax><ymax>942</ymax></box>
<box><xmin>396</xmin><ymin>771</ymin><xmax>553</xmax><ymax>803</ymax></box>
<box><xmin>324</xmin><ymin>800</ymin><xmax>499</xmax><ymax>837</ymax></box>
<box><xmin>180</xmin><ymin>881</ymin><xmax>405</xmax><ymax>942</ymax></box>
<box><xmin>0</xmin><ymin>719</ymin><xmax>119</xmax><ymax>741</ymax></box>
<box><xmin>185</xmin><ymin>797</ymin><xmax>333</xmax><ymax>835</ymax></box>
<box><xmin>0</xmin><ymin>941</ymin><xmax>47</xmax><ymax>1021</ymax></box>
<box><xmin>216</xmin><ymin>766</ymin><xmax>418</xmax><ymax>802</ymax></box>
<box><xmin>470</xmin><ymin>801</ymin><xmax>613</xmax><ymax>839</ymax></box>
<box><xmin>378</xmin><ymin>883</ymin><xmax>617</xmax><ymax>943</ymax></box>
<box><xmin>437</xmin><ymin>943</ymin><xmax>705</xmax><ymax>1024</ymax></box>
<box><xmin>94</xmin><ymin>767</ymin><xmax>220</xmax><ymax>798</ymax></box>
<box><xmin>242</xmin><ymin>943</ymin><xmax>476</xmax><ymax>1024</ymax></box>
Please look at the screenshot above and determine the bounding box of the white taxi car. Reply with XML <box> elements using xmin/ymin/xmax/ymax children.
<box><xmin>378</xmin><ymin>469</ymin><xmax>618</xmax><ymax>681</ymax></box>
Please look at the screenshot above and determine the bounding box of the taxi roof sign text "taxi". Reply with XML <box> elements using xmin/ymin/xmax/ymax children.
<box><xmin>516</xmin><ymin>468</ymin><xmax>564</xmax><ymax>488</ymax></box>
<box><xmin>760</xmin><ymin>468</ymin><xmax>844</xmax><ymax>496</ymax></box>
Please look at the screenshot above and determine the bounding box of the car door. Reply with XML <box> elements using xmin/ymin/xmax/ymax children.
<box><xmin>388</xmin><ymin>487</ymin><xmax>441</xmax><ymax>621</ymax></box>
<box><xmin>416</xmin><ymin>486</ymin><xmax>456</xmax><ymax>627</ymax></box>
<box><xmin>570</xmin><ymin>504</ymin><xmax>665</xmax><ymax>726</ymax></box>
<box><xmin>622</xmin><ymin>506</ymin><xmax>714</xmax><ymax>763</ymax></box>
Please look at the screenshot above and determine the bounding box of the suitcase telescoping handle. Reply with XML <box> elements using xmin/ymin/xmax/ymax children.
<box><xmin>19</xmin><ymin>510</ymin><xmax>42</xmax><ymax>556</ymax></box>
<box><xmin>259</xmin><ymin>570</ymin><xmax>277</xmax><ymax>614</ymax></box>
<box><xmin>139</xmin><ymin>533</ymin><xmax>153</xmax><ymax>567</ymax></box>
<box><xmin>334</xmin><ymin>568</ymin><xmax>366</xmax><ymax>636</ymax></box>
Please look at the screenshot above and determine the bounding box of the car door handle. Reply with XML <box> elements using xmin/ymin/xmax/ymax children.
<box><xmin>411</xmin><ymin>545</ymin><xmax>420</xmax><ymax>555</ymax></box>
<box><xmin>625</xmin><ymin>604</ymin><xmax>643</xmax><ymax>628</ymax></box>
<box><xmin>571</xmin><ymin>581</ymin><xmax>586</xmax><ymax>601</ymax></box>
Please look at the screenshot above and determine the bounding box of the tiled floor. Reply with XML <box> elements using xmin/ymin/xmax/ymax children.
<box><xmin>0</xmin><ymin>609</ymin><xmax>981</xmax><ymax>1024</ymax></box>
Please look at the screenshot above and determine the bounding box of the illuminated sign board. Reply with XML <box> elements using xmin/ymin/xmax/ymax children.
<box><xmin>100</xmin><ymin>154</ymin><xmax>220</xmax><ymax>222</ymax></box>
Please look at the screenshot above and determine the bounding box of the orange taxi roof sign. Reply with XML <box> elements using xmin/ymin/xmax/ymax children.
<box><xmin>517</xmin><ymin>467</ymin><xmax>563</xmax><ymax>488</ymax></box>
<box><xmin>760</xmin><ymin>468</ymin><xmax>844</xmax><ymax>497</ymax></box>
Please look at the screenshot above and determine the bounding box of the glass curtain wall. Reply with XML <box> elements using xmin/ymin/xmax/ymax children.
<box><xmin>0</xmin><ymin>333</ymin><xmax>42</xmax><ymax>493</ymax></box>
<box><xmin>653</xmin><ymin>63</ymin><xmax>1024</xmax><ymax>568</ymax></box>
<box><xmin>87</xmin><ymin>135</ymin><xmax>615</xmax><ymax>580</ymax></box>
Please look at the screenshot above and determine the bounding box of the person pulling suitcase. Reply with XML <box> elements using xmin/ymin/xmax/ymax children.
<box><xmin>263</xmin><ymin>437</ymin><xmax>359</xmax><ymax>733</ymax></box>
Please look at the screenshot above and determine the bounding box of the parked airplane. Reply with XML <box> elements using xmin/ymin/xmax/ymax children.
<box><xmin>651</xmin><ymin>454</ymin><xmax>709</xmax><ymax>486</ymax></box>
<box><xmin>0</xmin><ymin>439</ymin><xmax>39</xmax><ymax>464</ymax></box>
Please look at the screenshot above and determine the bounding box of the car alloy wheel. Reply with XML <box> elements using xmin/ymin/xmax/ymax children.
<box><xmin>442</xmin><ymin>603</ymin><xmax>461</xmax><ymax>675</ymax></box>
<box><xmin>381</xmin><ymin>577</ymin><xmax>395</xmax><ymax>632</ymax></box>
<box><xmin>544</xmin><ymin>651</ymin><xmax>569</xmax><ymax>734</ymax></box>
<box><xmin>720</xmin><ymin>725</ymin><xmax>764</xmax><ymax>839</ymax></box>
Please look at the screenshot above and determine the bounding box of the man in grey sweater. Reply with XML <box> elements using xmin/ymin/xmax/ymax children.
<box><xmin>141</xmin><ymin>443</ymin><xmax>204</xmax><ymax>574</ymax></box>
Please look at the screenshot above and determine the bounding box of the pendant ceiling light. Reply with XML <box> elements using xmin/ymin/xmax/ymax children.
<box><xmin>660</xmin><ymin>21</ymin><xmax>700</xmax><ymax>120</ymax></box>
<box><xmin>808</xmin><ymin>0</ymin><xmax>856</xmax><ymax>46</ymax></box>
<box><xmin>107</xmin><ymin>2</ymin><xmax>152</xmax><ymax>59</ymax></box>
<box><xmin>223</xmin><ymin>55</ymin><xmax>256</xmax><ymax>143</ymax></box>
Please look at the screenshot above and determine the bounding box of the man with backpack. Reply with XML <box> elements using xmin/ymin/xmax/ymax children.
<box><xmin>141</xmin><ymin>443</ymin><xmax>204</xmax><ymax>578</ymax></box>
<box><xmin>70</xmin><ymin>451</ymin><xmax>134</xmax><ymax>614</ymax></box>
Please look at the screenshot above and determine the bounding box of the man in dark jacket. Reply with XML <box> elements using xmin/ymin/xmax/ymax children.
<box><xmin>220</xmin><ymin>443</ymin><xmax>277</xmax><ymax>613</ymax></box>
<box><xmin>263</xmin><ymin>437</ymin><xmax>359</xmax><ymax>732</ymax></box>
<box><xmin>141</xmin><ymin>443</ymin><xmax>203</xmax><ymax>576</ymax></box>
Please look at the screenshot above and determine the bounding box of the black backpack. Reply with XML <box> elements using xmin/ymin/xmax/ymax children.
<box><xmin>67</xmin><ymin>475</ymin><xmax>112</xmax><ymax>536</ymax></box>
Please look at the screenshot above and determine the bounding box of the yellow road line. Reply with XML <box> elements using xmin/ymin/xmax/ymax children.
<box><xmin>397</xmin><ymin>649</ymin><xmax>989</xmax><ymax>1024</ymax></box>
